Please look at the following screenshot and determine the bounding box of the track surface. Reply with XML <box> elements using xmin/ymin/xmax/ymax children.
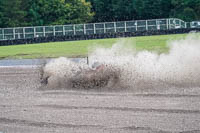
<box><xmin>0</xmin><ymin>67</ymin><xmax>200</xmax><ymax>133</ymax></box>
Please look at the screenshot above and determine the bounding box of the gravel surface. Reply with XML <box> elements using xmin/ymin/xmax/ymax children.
<box><xmin>0</xmin><ymin>67</ymin><xmax>200</xmax><ymax>133</ymax></box>
<box><xmin>0</xmin><ymin>58</ymin><xmax>86</xmax><ymax>66</ymax></box>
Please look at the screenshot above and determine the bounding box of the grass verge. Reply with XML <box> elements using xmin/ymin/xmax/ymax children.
<box><xmin>0</xmin><ymin>34</ymin><xmax>187</xmax><ymax>59</ymax></box>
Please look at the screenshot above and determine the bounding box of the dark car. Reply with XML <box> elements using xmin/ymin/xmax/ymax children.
<box><xmin>41</xmin><ymin>62</ymin><xmax>120</xmax><ymax>89</ymax></box>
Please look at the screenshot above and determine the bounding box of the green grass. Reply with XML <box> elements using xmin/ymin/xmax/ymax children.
<box><xmin>0</xmin><ymin>34</ymin><xmax>187</xmax><ymax>59</ymax></box>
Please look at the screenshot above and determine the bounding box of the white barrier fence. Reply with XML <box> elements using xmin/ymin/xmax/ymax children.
<box><xmin>0</xmin><ymin>18</ymin><xmax>195</xmax><ymax>41</ymax></box>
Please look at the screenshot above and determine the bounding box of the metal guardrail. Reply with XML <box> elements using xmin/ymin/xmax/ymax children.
<box><xmin>0</xmin><ymin>18</ymin><xmax>195</xmax><ymax>41</ymax></box>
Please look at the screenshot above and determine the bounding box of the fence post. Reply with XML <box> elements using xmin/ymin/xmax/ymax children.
<box><xmin>104</xmin><ymin>23</ymin><xmax>106</xmax><ymax>33</ymax></box>
<box><xmin>135</xmin><ymin>21</ymin><xmax>137</xmax><ymax>31</ymax></box>
<box><xmin>166</xmin><ymin>19</ymin><xmax>169</xmax><ymax>30</ymax></box>
<box><xmin>34</xmin><ymin>27</ymin><xmax>36</xmax><ymax>38</ymax></box>
<box><xmin>146</xmin><ymin>20</ymin><xmax>148</xmax><ymax>31</ymax></box>
<box><xmin>84</xmin><ymin>24</ymin><xmax>86</xmax><ymax>35</ymax></box>
<box><xmin>114</xmin><ymin>22</ymin><xmax>117</xmax><ymax>32</ymax></box>
<box><xmin>63</xmin><ymin>26</ymin><xmax>65</xmax><ymax>36</ymax></box>
<box><xmin>43</xmin><ymin>27</ymin><xmax>45</xmax><ymax>37</ymax></box>
<box><xmin>94</xmin><ymin>23</ymin><xmax>96</xmax><ymax>34</ymax></box>
<box><xmin>53</xmin><ymin>26</ymin><xmax>55</xmax><ymax>36</ymax></box>
<box><xmin>156</xmin><ymin>20</ymin><xmax>159</xmax><ymax>30</ymax></box>
<box><xmin>125</xmin><ymin>21</ymin><xmax>127</xmax><ymax>32</ymax></box>
<box><xmin>13</xmin><ymin>28</ymin><xmax>15</xmax><ymax>40</ymax></box>
<box><xmin>23</xmin><ymin>27</ymin><xmax>25</xmax><ymax>39</ymax></box>
<box><xmin>73</xmin><ymin>25</ymin><xmax>76</xmax><ymax>35</ymax></box>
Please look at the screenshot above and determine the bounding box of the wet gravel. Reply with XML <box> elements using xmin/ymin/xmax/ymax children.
<box><xmin>0</xmin><ymin>66</ymin><xmax>200</xmax><ymax>133</ymax></box>
<box><xmin>0</xmin><ymin>58</ymin><xmax>86</xmax><ymax>66</ymax></box>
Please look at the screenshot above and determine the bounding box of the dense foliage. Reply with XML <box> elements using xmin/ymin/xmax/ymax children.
<box><xmin>0</xmin><ymin>0</ymin><xmax>199</xmax><ymax>28</ymax></box>
<box><xmin>88</xmin><ymin>0</ymin><xmax>200</xmax><ymax>22</ymax></box>
<box><xmin>0</xmin><ymin>0</ymin><xmax>94</xmax><ymax>27</ymax></box>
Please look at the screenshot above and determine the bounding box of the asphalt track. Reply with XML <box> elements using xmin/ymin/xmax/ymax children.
<box><xmin>0</xmin><ymin>67</ymin><xmax>200</xmax><ymax>133</ymax></box>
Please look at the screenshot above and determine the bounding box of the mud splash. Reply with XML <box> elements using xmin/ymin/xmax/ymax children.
<box><xmin>41</xmin><ymin>33</ymin><xmax>200</xmax><ymax>91</ymax></box>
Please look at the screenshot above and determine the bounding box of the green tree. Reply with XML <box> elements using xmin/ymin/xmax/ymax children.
<box><xmin>112</xmin><ymin>0</ymin><xmax>137</xmax><ymax>21</ymax></box>
<box><xmin>134</xmin><ymin>0</ymin><xmax>172</xmax><ymax>20</ymax></box>
<box><xmin>181</xmin><ymin>7</ymin><xmax>197</xmax><ymax>21</ymax></box>
<box><xmin>25</xmin><ymin>0</ymin><xmax>94</xmax><ymax>26</ymax></box>
<box><xmin>89</xmin><ymin>0</ymin><xmax>115</xmax><ymax>22</ymax></box>
<box><xmin>0</xmin><ymin>0</ymin><xmax>26</xmax><ymax>28</ymax></box>
<box><xmin>89</xmin><ymin>0</ymin><xmax>172</xmax><ymax>22</ymax></box>
<box><xmin>22</xmin><ymin>0</ymin><xmax>44</xmax><ymax>26</ymax></box>
<box><xmin>66</xmin><ymin>0</ymin><xmax>94</xmax><ymax>24</ymax></box>
<box><xmin>184</xmin><ymin>0</ymin><xmax>200</xmax><ymax>20</ymax></box>
<box><xmin>170</xmin><ymin>0</ymin><xmax>200</xmax><ymax>21</ymax></box>
<box><xmin>160</xmin><ymin>0</ymin><xmax>172</xmax><ymax>18</ymax></box>
<box><xmin>1</xmin><ymin>0</ymin><xmax>200</xmax><ymax>28</ymax></box>
<box><xmin>0</xmin><ymin>0</ymin><xmax>4</xmax><ymax>27</ymax></box>
<box><xmin>89</xmin><ymin>0</ymin><xmax>137</xmax><ymax>22</ymax></box>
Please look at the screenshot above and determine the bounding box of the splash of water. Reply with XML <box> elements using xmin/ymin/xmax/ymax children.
<box><xmin>41</xmin><ymin>33</ymin><xmax>200</xmax><ymax>91</ymax></box>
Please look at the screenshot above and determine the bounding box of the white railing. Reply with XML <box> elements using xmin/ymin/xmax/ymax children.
<box><xmin>190</xmin><ymin>21</ymin><xmax>200</xmax><ymax>28</ymax></box>
<box><xmin>0</xmin><ymin>18</ymin><xmax>189</xmax><ymax>41</ymax></box>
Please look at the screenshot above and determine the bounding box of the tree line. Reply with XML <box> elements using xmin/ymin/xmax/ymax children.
<box><xmin>0</xmin><ymin>0</ymin><xmax>200</xmax><ymax>28</ymax></box>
